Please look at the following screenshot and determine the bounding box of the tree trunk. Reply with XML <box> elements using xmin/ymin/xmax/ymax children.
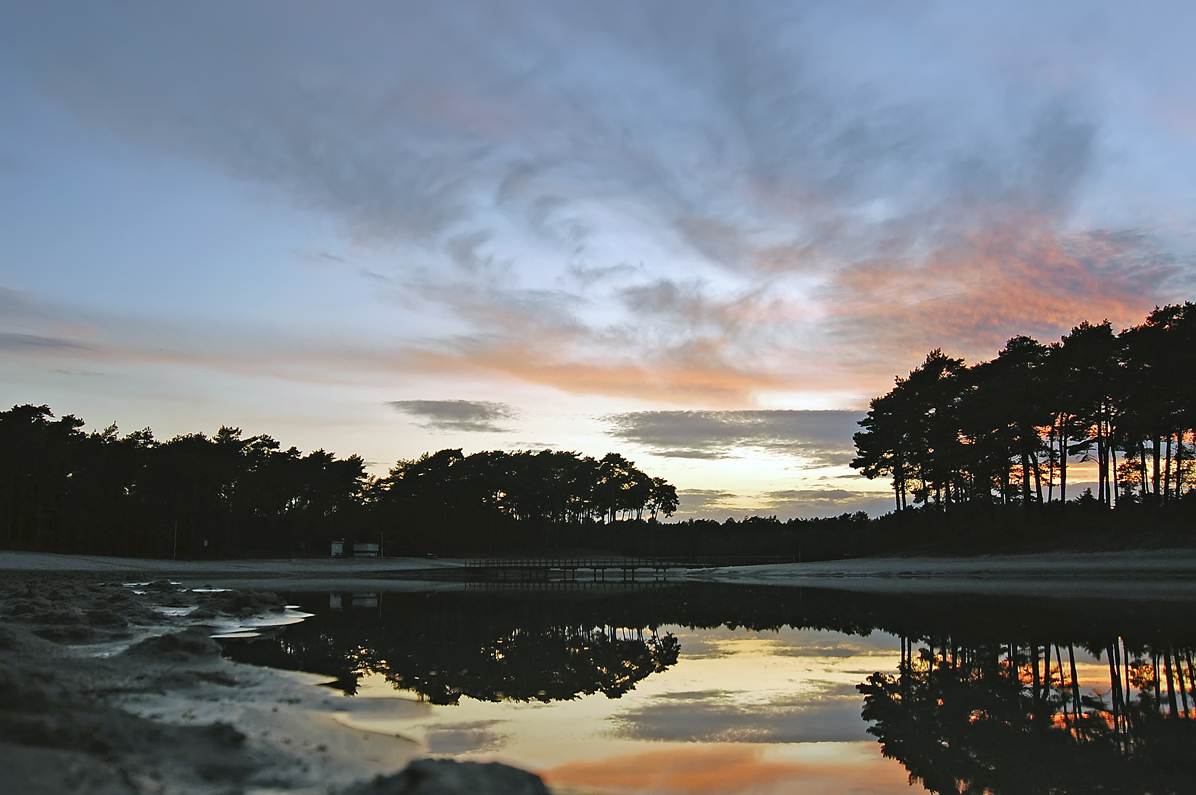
<box><xmin>1164</xmin><ymin>434</ymin><xmax>1174</xmax><ymax>502</ymax></box>
<box><xmin>1098</xmin><ymin>421</ymin><xmax>1107</xmax><ymax>506</ymax></box>
<box><xmin>1153</xmin><ymin>436</ymin><xmax>1162</xmax><ymax>499</ymax></box>
<box><xmin>1165</xmin><ymin>650</ymin><xmax>1179</xmax><ymax>717</ymax></box>
<box><xmin>1033</xmin><ymin>455</ymin><xmax>1044</xmax><ymax>504</ymax></box>
<box><xmin>1108</xmin><ymin>644</ymin><xmax>1122</xmax><ymax>732</ymax></box>
<box><xmin>1021</xmin><ymin>451</ymin><xmax>1033</xmax><ymax>507</ymax></box>
<box><xmin>1059</xmin><ymin>417</ymin><xmax>1069</xmax><ymax>503</ymax></box>
<box><xmin>1176</xmin><ymin>651</ymin><xmax>1191</xmax><ymax>717</ymax></box>
<box><xmin>1175</xmin><ymin>434</ymin><xmax>1186</xmax><ymax>499</ymax></box>
<box><xmin>1068</xmin><ymin>645</ymin><xmax>1081</xmax><ymax>718</ymax></box>
<box><xmin>1141</xmin><ymin>442</ymin><xmax>1150</xmax><ymax>501</ymax></box>
<box><xmin>1105</xmin><ymin>442</ymin><xmax>1114</xmax><ymax>504</ymax></box>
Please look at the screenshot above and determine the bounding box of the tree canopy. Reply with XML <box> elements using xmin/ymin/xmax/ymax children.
<box><xmin>852</xmin><ymin>304</ymin><xmax>1196</xmax><ymax>513</ymax></box>
<box><xmin>0</xmin><ymin>405</ymin><xmax>675</xmax><ymax>558</ymax></box>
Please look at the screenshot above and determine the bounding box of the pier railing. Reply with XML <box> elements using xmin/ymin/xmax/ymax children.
<box><xmin>461</xmin><ymin>556</ymin><xmax>797</xmax><ymax>583</ymax></box>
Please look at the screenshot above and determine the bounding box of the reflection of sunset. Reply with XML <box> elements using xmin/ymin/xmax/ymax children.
<box><xmin>542</xmin><ymin>744</ymin><xmax>912</xmax><ymax>794</ymax></box>
<box><xmin>323</xmin><ymin>624</ymin><xmax>906</xmax><ymax>791</ymax></box>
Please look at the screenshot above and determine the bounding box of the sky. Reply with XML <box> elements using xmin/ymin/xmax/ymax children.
<box><xmin>2</xmin><ymin>2</ymin><xmax>1195</xmax><ymax>519</ymax></box>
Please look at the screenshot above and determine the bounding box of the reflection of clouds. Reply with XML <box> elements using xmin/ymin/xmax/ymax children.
<box><xmin>762</xmin><ymin>629</ymin><xmax>899</xmax><ymax>658</ymax></box>
<box><xmin>612</xmin><ymin>682</ymin><xmax>869</xmax><ymax>744</ymax></box>
<box><xmin>673</xmin><ymin>626</ymin><xmax>899</xmax><ymax>660</ymax></box>
<box><xmin>668</xmin><ymin>634</ymin><xmax>733</xmax><ymax>659</ymax></box>
<box><xmin>421</xmin><ymin>719</ymin><xmax>508</xmax><ymax>755</ymax></box>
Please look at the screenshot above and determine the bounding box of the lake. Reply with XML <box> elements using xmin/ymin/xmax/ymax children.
<box><xmin>221</xmin><ymin>583</ymin><xmax>1196</xmax><ymax>794</ymax></box>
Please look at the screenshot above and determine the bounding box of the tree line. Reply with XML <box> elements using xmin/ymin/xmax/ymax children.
<box><xmin>374</xmin><ymin>448</ymin><xmax>678</xmax><ymax>555</ymax></box>
<box><xmin>852</xmin><ymin>303</ymin><xmax>1196</xmax><ymax>513</ymax></box>
<box><xmin>0</xmin><ymin>403</ymin><xmax>676</xmax><ymax>558</ymax></box>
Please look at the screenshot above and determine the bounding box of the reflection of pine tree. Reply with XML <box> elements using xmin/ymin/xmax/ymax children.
<box><xmin>860</xmin><ymin>637</ymin><xmax>1196</xmax><ymax>794</ymax></box>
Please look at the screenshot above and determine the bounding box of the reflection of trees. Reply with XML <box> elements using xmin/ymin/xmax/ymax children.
<box><xmin>861</xmin><ymin>636</ymin><xmax>1196</xmax><ymax>794</ymax></box>
<box><xmin>221</xmin><ymin>582</ymin><xmax>1196</xmax><ymax>791</ymax></box>
<box><xmin>220</xmin><ymin>591</ymin><xmax>679</xmax><ymax>704</ymax></box>
<box><xmin>384</xmin><ymin>625</ymin><xmax>679</xmax><ymax>705</ymax></box>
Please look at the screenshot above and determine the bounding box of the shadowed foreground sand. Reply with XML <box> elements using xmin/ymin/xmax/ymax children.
<box><xmin>0</xmin><ymin>570</ymin><xmax>552</xmax><ymax>795</ymax></box>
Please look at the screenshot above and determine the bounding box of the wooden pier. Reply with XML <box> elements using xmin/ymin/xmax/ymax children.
<box><xmin>462</xmin><ymin>556</ymin><xmax>796</xmax><ymax>584</ymax></box>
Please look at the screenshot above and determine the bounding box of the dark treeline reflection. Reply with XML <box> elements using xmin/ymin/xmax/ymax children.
<box><xmin>222</xmin><ymin>585</ymin><xmax>1196</xmax><ymax>793</ymax></box>
<box><xmin>864</xmin><ymin>639</ymin><xmax>1196</xmax><ymax>794</ymax></box>
<box><xmin>221</xmin><ymin>588</ymin><xmax>684</xmax><ymax>703</ymax></box>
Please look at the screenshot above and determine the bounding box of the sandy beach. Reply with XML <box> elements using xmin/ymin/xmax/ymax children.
<box><xmin>0</xmin><ymin>557</ymin><xmax>561</xmax><ymax>794</ymax></box>
<box><xmin>684</xmin><ymin>547</ymin><xmax>1196</xmax><ymax>599</ymax></box>
<box><xmin>4</xmin><ymin>548</ymin><xmax>1196</xmax><ymax>598</ymax></box>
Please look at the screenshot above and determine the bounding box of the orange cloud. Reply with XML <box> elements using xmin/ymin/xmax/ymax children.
<box><xmin>826</xmin><ymin>215</ymin><xmax>1170</xmax><ymax>376</ymax></box>
<box><xmin>409</xmin><ymin>341</ymin><xmax>794</xmax><ymax>406</ymax></box>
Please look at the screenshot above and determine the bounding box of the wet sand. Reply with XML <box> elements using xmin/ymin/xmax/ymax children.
<box><xmin>0</xmin><ymin>571</ymin><xmax>440</xmax><ymax>794</ymax></box>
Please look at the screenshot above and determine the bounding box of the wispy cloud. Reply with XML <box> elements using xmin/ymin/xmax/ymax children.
<box><xmin>3</xmin><ymin>0</ymin><xmax>1195</xmax><ymax>458</ymax></box>
<box><xmin>0</xmin><ymin>331</ymin><xmax>90</xmax><ymax>352</ymax></box>
<box><xmin>387</xmin><ymin>399</ymin><xmax>516</xmax><ymax>433</ymax></box>
<box><xmin>676</xmin><ymin>489</ymin><xmax>740</xmax><ymax>516</ymax></box>
<box><xmin>606</xmin><ymin>410</ymin><xmax>861</xmax><ymax>464</ymax></box>
<box><xmin>763</xmin><ymin>488</ymin><xmax>896</xmax><ymax>518</ymax></box>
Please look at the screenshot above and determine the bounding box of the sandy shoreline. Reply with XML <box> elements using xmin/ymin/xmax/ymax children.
<box><xmin>0</xmin><ymin>552</ymin><xmax>471</xmax><ymax>594</ymax></box>
<box><xmin>0</xmin><ymin>568</ymin><xmax>559</xmax><ymax>794</ymax></box>
<box><xmin>3</xmin><ymin>548</ymin><xmax>1196</xmax><ymax>598</ymax></box>
<box><xmin>686</xmin><ymin>547</ymin><xmax>1196</xmax><ymax>599</ymax></box>
<box><xmin>0</xmin><ymin>572</ymin><xmax>435</xmax><ymax>795</ymax></box>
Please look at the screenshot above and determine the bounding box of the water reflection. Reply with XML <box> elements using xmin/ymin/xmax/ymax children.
<box><xmin>219</xmin><ymin>585</ymin><xmax>1196</xmax><ymax>794</ymax></box>
<box><xmin>222</xmin><ymin>588</ymin><xmax>681</xmax><ymax>702</ymax></box>
<box><xmin>864</xmin><ymin>637</ymin><xmax>1196</xmax><ymax>794</ymax></box>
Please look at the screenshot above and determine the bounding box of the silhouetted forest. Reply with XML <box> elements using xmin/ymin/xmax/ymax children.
<box><xmin>4</xmin><ymin>303</ymin><xmax>1195</xmax><ymax>560</ymax></box>
<box><xmin>853</xmin><ymin>303</ymin><xmax>1196</xmax><ymax>513</ymax></box>
<box><xmin>0</xmin><ymin>404</ymin><xmax>677</xmax><ymax>558</ymax></box>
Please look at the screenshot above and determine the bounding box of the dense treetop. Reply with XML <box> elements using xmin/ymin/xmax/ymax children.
<box><xmin>0</xmin><ymin>405</ymin><xmax>675</xmax><ymax>558</ymax></box>
<box><xmin>852</xmin><ymin>303</ymin><xmax>1196</xmax><ymax>512</ymax></box>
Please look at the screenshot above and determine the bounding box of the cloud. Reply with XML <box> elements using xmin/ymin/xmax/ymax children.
<box><xmin>763</xmin><ymin>488</ymin><xmax>897</xmax><ymax>518</ymax></box>
<box><xmin>0</xmin><ymin>331</ymin><xmax>90</xmax><ymax>351</ymax></box>
<box><xmin>611</xmin><ymin>685</ymin><xmax>868</xmax><ymax>744</ymax></box>
<box><xmin>822</xmin><ymin>222</ymin><xmax>1176</xmax><ymax>372</ymax></box>
<box><xmin>676</xmin><ymin>489</ymin><xmax>739</xmax><ymax>516</ymax></box>
<box><xmin>3</xmin><ymin>2</ymin><xmax>1193</xmax><ymax>412</ymax></box>
<box><xmin>606</xmin><ymin>410</ymin><xmax>861</xmax><ymax>464</ymax></box>
<box><xmin>387</xmin><ymin>400</ymin><xmax>515</xmax><ymax>433</ymax></box>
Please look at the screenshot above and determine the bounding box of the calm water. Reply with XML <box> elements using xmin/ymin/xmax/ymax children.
<box><xmin>221</xmin><ymin>584</ymin><xmax>1196</xmax><ymax>794</ymax></box>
